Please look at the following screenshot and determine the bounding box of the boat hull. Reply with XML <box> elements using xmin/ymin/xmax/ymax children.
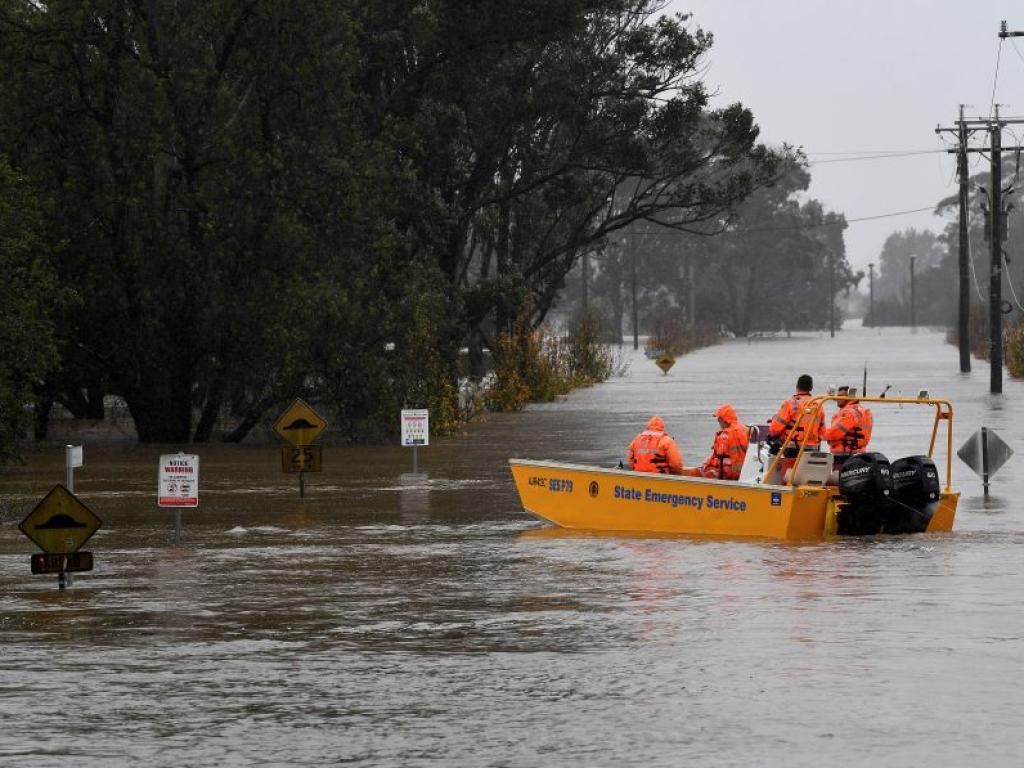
<box><xmin>509</xmin><ymin>459</ymin><xmax>958</xmax><ymax>540</ymax></box>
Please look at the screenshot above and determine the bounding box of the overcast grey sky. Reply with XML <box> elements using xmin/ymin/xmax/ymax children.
<box><xmin>670</xmin><ymin>0</ymin><xmax>1024</xmax><ymax>270</ymax></box>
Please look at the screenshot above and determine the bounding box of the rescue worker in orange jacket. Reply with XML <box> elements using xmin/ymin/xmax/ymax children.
<box><xmin>692</xmin><ymin>403</ymin><xmax>749</xmax><ymax>480</ymax></box>
<box><xmin>768</xmin><ymin>373</ymin><xmax>825</xmax><ymax>454</ymax></box>
<box><xmin>628</xmin><ymin>415</ymin><xmax>684</xmax><ymax>475</ymax></box>
<box><xmin>824</xmin><ymin>385</ymin><xmax>873</xmax><ymax>459</ymax></box>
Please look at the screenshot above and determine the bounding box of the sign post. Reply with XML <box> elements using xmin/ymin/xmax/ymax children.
<box><xmin>158</xmin><ymin>453</ymin><xmax>200</xmax><ymax>540</ymax></box>
<box><xmin>401</xmin><ymin>409</ymin><xmax>429</xmax><ymax>473</ymax></box>
<box><xmin>65</xmin><ymin>444</ymin><xmax>83</xmax><ymax>493</ymax></box>
<box><xmin>274</xmin><ymin>399</ymin><xmax>327</xmax><ymax>497</ymax></box>
<box><xmin>655</xmin><ymin>353</ymin><xmax>675</xmax><ymax>375</ymax></box>
<box><xmin>19</xmin><ymin>484</ymin><xmax>101</xmax><ymax>589</ymax></box>
<box><xmin>957</xmin><ymin>426</ymin><xmax>1014</xmax><ymax>497</ymax></box>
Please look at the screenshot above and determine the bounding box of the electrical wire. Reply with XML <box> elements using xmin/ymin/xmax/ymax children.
<box><xmin>967</xmin><ymin>229</ymin><xmax>986</xmax><ymax>302</ymax></box>
<box><xmin>989</xmin><ymin>38</ymin><xmax>1004</xmax><ymax>119</ymax></box>
<box><xmin>640</xmin><ymin>206</ymin><xmax>938</xmax><ymax>236</ymax></box>
<box><xmin>1004</xmin><ymin>253</ymin><xmax>1024</xmax><ymax>312</ymax></box>
<box><xmin>807</xmin><ymin>150</ymin><xmax>945</xmax><ymax>165</ymax></box>
<box><xmin>1011</xmin><ymin>39</ymin><xmax>1024</xmax><ymax>70</ymax></box>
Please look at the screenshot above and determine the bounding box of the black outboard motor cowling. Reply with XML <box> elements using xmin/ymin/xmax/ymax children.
<box><xmin>838</xmin><ymin>452</ymin><xmax>893</xmax><ymax>502</ymax></box>
<box><xmin>886</xmin><ymin>455</ymin><xmax>941</xmax><ymax>534</ymax></box>
<box><xmin>890</xmin><ymin>455</ymin><xmax>941</xmax><ymax>507</ymax></box>
<box><xmin>836</xmin><ymin>452</ymin><xmax>893</xmax><ymax>536</ymax></box>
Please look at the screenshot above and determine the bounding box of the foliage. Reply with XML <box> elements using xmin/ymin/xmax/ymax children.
<box><xmin>486</xmin><ymin>311</ymin><xmax>620</xmax><ymax>411</ymax></box>
<box><xmin>561</xmin><ymin>161</ymin><xmax>854</xmax><ymax>338</ymax></box>
<box><xmin>1006</xmin><ymin>321</ymin><xmax>1024</xmax><ymax>378</ymax></box>
<box><xmin>0</xmin><ymin>156</ymin><xmax>61</xmax><ymax>462</ymax></box>
<box><xmin>0</xmin><ymin>0</ymin><xmax>785</xmax><ymax>444</ymax></box>
<box><xmin>645</xmin><ymin>313</ymin><xmax>720</xmax><ymax>357</ymax></box>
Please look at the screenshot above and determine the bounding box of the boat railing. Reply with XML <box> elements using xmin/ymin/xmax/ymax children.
<box><xmin>763</xmin><ymin>395</ymin><xmax>954</xmax><ymax>491</ymax></box>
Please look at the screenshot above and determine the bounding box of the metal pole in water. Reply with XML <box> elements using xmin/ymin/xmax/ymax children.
<box><xmin>299</xmin><ymin>471</ymin><xmax>305</xmax><ymax>498</ymax></box>
<box><xmin>65</xmin><ymin>444</ymin><xmax>74</xmax><ymax>493</ymax></box>
<box><xmin>174</xmin><ymin>509</ymin><xmax>183</xmax><ymax>542</ymax></box>
<box><xmin>63</xmin><ymin>446</ymin><xmax>75</xmax><ymax>587</ymax></box>
<box><xmin>413</xmin><ymin>446</ymin><xmax>419</xmax><ymax>474</ymax></box>
<box><xmin>981</xmin><ymin>426</ymin><xmax>990</xmax><ymax>496</ymax></box>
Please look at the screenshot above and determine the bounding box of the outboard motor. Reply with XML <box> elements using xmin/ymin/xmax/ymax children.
<box><xmin>836</xmin><ymin>452</ymin><xmax>893</xmax><ymax>535</ymax></box>
<box><xmin>886</xmin><ymin>455</ymin><xmax>941</xmax><ymax>533</ymax></box>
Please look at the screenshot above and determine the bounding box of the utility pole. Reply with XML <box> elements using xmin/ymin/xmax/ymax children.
<box><xmin>867</xmin><ymin>263</ymin><xmax>874</xmax><ymax>326</ymax></box>
<box><xmin>990</xmin><ymin>104</ymin><xmax>1003</xmax><ymax>394</ymax></box>
<box><xmin>936</xmin><ymin>40</ymin><xmax>1024</xmax><ymax>391</ymax></box>
<box><xmin>828</xmin><ymin>249</ymin><xmax>835</xmax><ymax>338</ymax></box>
<box><xmin>687</xmin><ymin>256</ymin><xmax>696</xmax><ymax>326</ymax></box>
<box><xmin>909</xmin><ymin>255</ymin><xmax>916</xmax><ymax>332</ymax></box>
<box><xmin>630</xmin><ymin>237</ymin><xmax>638</xmax><ymax>350</ymax></box>
<box><xmin>956</xmin><ymin>105</ymin><xmax>972</xmax><ymax>372</ymax></box>
<box><xmin>581</xmin><ymin>252</ymin><xmax>589</xmax><ymax>311</ymax></box>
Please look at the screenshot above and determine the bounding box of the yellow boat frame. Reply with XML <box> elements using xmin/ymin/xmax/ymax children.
<box><xmin>509</xmin><ymin>395</ymin><xmax>958</xmax><ymax>539</ymax></box>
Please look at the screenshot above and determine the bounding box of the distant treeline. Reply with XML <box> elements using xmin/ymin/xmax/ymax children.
<box><xmin>0</xmin><ymin>1</ymin><xmax>856</xmax><ymax>457</ymax></box>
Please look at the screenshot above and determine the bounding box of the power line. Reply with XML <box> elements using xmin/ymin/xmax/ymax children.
<box><xmin>989</xmin><ymin>37</ymin><xmax>1004</xmax><ymax>119</ymax></box>
<box><xmin>639</xmin><ymin>205</ymin><xmax>939</xmax><ymax>236</ymax></box>
<box><xmin>808</xmin><ymin>150</ymin><xmax>945</xmax><ymax>165</ymax></box>
<box><xmin>806</xmin><ymin>149</ymin><xmax>946</xmax><ymax>156</ymax></box>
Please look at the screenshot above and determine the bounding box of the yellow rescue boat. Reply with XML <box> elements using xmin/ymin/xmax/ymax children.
<box><xmin>509</xmin><ymin>395</ymin><xmax>959</xmax><ymax>539</ymax></box>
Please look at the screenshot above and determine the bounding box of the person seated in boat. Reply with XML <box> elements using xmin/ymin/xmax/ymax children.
<box><xmin>683</xmin><ymin>403</ymin><xmax>749</xmax><ymax>480</ymax></box>
<box><xmin>824</xmin><ymin>385</ymin><xmax>873</xmax><ymax>468</ymax></box>
<box><xmin>766</xmin><ymin>374</ymin><xmax>825</xmax><ymax>478</ymax></box>
<box><xmin>628</xmin><ymin>415</ymin><xmax>683</xmax><ymax>475</ymax></box>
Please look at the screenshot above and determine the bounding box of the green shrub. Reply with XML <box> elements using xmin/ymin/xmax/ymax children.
<box><xmin>1007</xmin><ymin>322</ymin><xmax>1024</xmax><ymax>378</ymax></box>
<box><xmin>486</xmin><ymin>312</ymin><xmax>620</xmax><ymax>411</ymax></box>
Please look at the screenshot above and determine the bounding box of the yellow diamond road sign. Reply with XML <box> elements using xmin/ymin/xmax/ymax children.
<box><xmin>655</xmin><ymin>353</ymin><xmax>676</xmax><ymax>374</ymax></box>
<box><xmin>19</xmin><ymin>484</ymin><xmax>102</xmax><ymax>554</ymax></box>
<box><xmin>273</xmin><ymin>398</ymin><xmax>327</xmax><ymax>446</ymax></box>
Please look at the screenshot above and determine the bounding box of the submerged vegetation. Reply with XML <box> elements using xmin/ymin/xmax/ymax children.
<box><xmin>486</xmin><ymin>311</ymin><xmax>623</xmax><ymax>412</ymax></box>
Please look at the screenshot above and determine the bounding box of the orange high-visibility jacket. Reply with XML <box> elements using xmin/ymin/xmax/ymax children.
<box><xmin>628</xmin><ymin>416</ymin><xmax>683</xmax><ymax>475</ymax></box>
<box><xmin>702</xmin><ymin>404</ymin><xmax>749</xmax><ymax>480</ymax></box>
<box><xmin>768</xmin><ymin>391</ymin><xmax>825</xmax><ymax>448</ymax></box>
<box><xmin>824</xmin><ymin>402</ymin><xmax>873</xmax><ymax>453</ymax></box>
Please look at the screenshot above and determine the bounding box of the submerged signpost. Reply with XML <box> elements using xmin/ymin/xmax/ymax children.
<box><xmin>158</xmin><ymin>453</ymin><xmax>200</xmax><ymax>540</ymax></box>
<box><xmin>19</xmin><ymin>483</ymin><xmax>101</xmax><ymax>590</ymax></box>
<box><xmin>274</xmin><ymin>398</ymin><xmax>327</xmax><ymax>497</ymax></box>
<box><xmin>957</xmin><ymin>427</ymin><xmax>1013</xmax><ymax>497</ymax></box>
<box><xmin>401</xmin><ymin>409</ymin><xmax>429</xmax><ymax>473</ymax></box>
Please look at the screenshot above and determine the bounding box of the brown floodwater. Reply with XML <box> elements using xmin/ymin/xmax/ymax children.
<box><xmin>1</xmin><ymin>324</ymin><xmax>1023</xmax><ymax>766</ymax></box>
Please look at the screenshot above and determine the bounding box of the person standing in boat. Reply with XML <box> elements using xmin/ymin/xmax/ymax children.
<box><xmin>684</xmin><ymin>403</ymin><xmax>749</xmax><ymax>480</ymax></box>
<box><xmin>628</xmin><ymin>415</ymin><xmax>684</xmax><ymax>475</ymax></box>
<box><xmin>767</xmin><ymin>374</ymin><xmax>825</xmax><ymax>472</ymax></box>
<box><xmin>824</xmin><ymin>385</ymin><xmax>873</xmax><ymax>467</ymax></box>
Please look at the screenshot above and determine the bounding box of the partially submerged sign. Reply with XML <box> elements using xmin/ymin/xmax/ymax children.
<box><xmin>958</xmin><ymin>427</ymin><xmax>1013</xmax><ymax>493</ymax></box>
<box><xmin>158</xmin><ymin>453</ymin><xmax>200</xmax><ymax>507</ymax></box>
<box><xmin>274</xmin><ymin>399</ymin><xmax>327</xmax><ymax>446</ymax></box>
<box><xmin>281</xmin><ymin>445</ymin><xmax>323</xmax><ymax>473</ymax></box>
<box><xmin>19</xmin><ymin>485</ymin><xmax>102</xmax><ymax>554</ymax></box>
<box><xmin>655</xmin><ymin>353</ymin><xmax>675</xmax><ymax>375</ymax></box>
<box><xmin>31</xmin><ymin>552</ymin><xmax>93</xmax><ymax>575</ymax></box>
<box><xmin>401</xmin><ymin>409</ymin><xmax>430</xmax><ymax>447</ymax></box>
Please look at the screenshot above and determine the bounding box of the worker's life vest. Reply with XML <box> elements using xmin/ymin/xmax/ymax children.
<box><xmin>826</xmin><ymin>402</ymin><xmax>873</xmax><ymax>454</ymax></box>
<box><xmin>770</xmin><ymin>392</ymin><xmax>824</xmax><ymax>448</ymax></box>
<box><xmin>703</xmin><ymin>423</ymin><xmax>750</xmax><ymax>480</ymax></box>
<box><xmin>632</xmin><ymin>430</ymin><xmax>674</xmax><ymax>473</ymax></box>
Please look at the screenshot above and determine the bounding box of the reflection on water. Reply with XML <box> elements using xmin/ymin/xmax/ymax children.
<box><xmin>1</xmin><ymin>325</ymin><xmax>1024</xmax><ymax>766</ymax></box>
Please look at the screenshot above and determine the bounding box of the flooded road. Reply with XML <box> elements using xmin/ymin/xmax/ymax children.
<box><xmin>2</xmin><ymin>324</ymin><xmax>1023</xmax><ymax>766</ymax></box>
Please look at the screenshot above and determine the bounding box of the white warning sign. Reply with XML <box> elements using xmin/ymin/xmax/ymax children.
<box><xmin>158</xmin><ymin>453</ymin><xmax>200</xmax><ymax>507</ymax></box>
<box><xmin>400</xmin><ymin>409</ymin><xmax>429</xmax><ymax>447</ymax></box>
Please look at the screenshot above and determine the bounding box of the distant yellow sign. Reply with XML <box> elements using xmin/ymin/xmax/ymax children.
<box><xmin>273</xmin><ymin>398</ymin><xmax>327</xmax><ymax>446</ymax></box>
<box><xmin>655</xmin><ymin>353</ymin><xmax>676</xmax><ymax>374</ymax></box>
<box><xmin>281</xmin><ymin>445</ymin><xmax>323</xmax><ymax>473</ymax></box>
<box><xmin>19</xmin><ymin>485</ymin><xmax>102</xmax><ymax>554</ymax></box>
